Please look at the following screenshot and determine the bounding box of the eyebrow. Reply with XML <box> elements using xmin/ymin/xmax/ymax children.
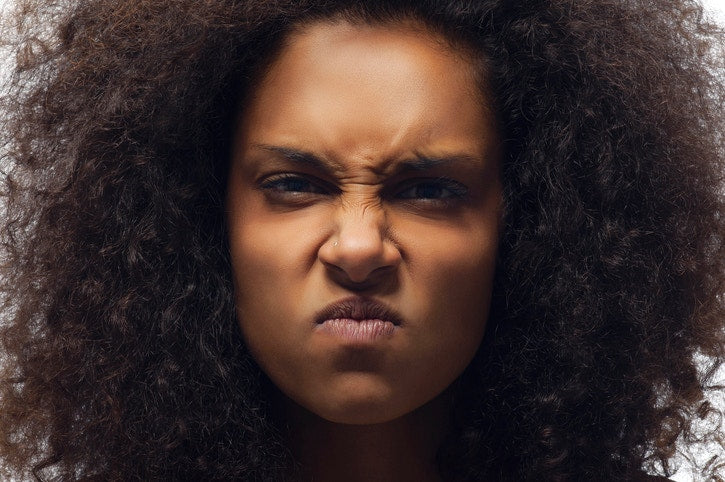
<box><xmin>254</xmin><ymin>144</ymin><xmax>339</xmax><ymax>172</ymax></box>
<box><xmin>395</xmin><ymin>153</ymin><xmax>483</xmax><ymax>173</ymax></box>
<box><xmin>252</xmin><ymin>143</ymin><xmax>483</xmax><ymax>174</ymax></box>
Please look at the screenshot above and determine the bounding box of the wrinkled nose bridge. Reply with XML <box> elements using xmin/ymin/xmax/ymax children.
<box><xmin>318</xmin><ymin>196</ymin><xmax>399</xmax><ymax>284</ymax></box>
<box><xmin>335</xmin><ymin>199</ymin><xmax>387</xmax><ymax>249</ymax></box>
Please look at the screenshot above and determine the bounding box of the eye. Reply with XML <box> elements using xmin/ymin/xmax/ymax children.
<box><xmin>259</xmin><ymin>174</ymin><xmax>329</xmax><ymax>195</ymax></box>
<box><xmin>395</xmin><ymin>178</ymin><xmax>468</xmax><ymax>202</ymax></box>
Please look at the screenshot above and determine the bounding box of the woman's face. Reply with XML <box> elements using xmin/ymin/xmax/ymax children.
<box><xmin>227</xmin><ymin>20</ymin><xmax>502</xmax><ymax>425</ymax></box>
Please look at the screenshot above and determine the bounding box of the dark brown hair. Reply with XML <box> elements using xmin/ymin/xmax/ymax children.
<box><xmin>1</xmin><ymin>0</ymin><xmax>723</xmax><ymax>480</ymax></box>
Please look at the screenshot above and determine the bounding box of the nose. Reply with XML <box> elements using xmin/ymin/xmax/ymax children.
<box><xmin>318</xmin><ymin>203</ymin><xmax>402</xmax><ymax>286</ymax></box>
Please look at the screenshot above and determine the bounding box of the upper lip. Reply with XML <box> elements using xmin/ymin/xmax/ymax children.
<box><xmin>315</xmin><ymin>297</ymin><xmax>404</xmax><ymax>326</ymax></box>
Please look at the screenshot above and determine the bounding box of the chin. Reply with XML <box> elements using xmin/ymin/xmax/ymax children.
<box><xmin>300</xmin><ymin>377</ymin><xmax>417</xmax><ymax>425</ymax></box>
<box><xmin>313</xmin><ymin>398</ymin><xmax>410</xmax><ymax>425</ymax></box>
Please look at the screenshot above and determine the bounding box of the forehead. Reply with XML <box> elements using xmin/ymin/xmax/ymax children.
<box><xmin>284</xmin><ymin>18</ymin><xmax>478</xmax><ymax>74</ymax></box>
<box><xmin>235</xmin><ymin>19</ymin><xmax>497</xmax><ymax>171</ymax></box>
<box><xmin>257</xmin><ymin>18</ymin><xmax>485</xmax><ymax>104</ymax></box>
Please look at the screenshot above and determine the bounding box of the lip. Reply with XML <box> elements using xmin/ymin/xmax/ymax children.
<box><xmin>315</xmin><ymin>296</ymin><xmax>404</xmax><ymax>326</ymax></box>
<box><xmin>314</xmin><ymin>297</ymin><xmax>403</xmax><ymax>343</ymax></box>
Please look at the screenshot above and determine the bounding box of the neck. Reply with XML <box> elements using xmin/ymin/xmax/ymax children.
<box><xmin>282</xmin><ymin>392</ymin><xmax>452</xmax><ymax>482</ymax></box>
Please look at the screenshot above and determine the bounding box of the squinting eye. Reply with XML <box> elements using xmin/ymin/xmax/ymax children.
<box><xmin>260</xmin><ymin>174</ymin><xmax>327</xmax><ymax>194</ymax></box>
<box><xmin>396</xmin><ymin>179</ymin><xmax>468</xmax><ymax>201</ymax></box>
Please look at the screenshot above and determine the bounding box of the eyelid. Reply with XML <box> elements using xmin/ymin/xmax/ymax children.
<box><xmin>258</xmin><ymin>172</ymin><xmax>337</xmax><ymax>194</ymax></box>
<box><xmin>257</xmin><ymin>171</ymin><xmax>469</xmax><ymax>209</ymax></box>
<box><xmin>392</xmin><ymin>177</ymin><xmax>469</xmax><ymax>199</ymax></box>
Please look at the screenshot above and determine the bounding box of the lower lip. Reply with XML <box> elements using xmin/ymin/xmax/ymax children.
<box><xmin>317</xmin><ymin>318</ymin><xmax>396</xmax><ymax>343</ymax></box>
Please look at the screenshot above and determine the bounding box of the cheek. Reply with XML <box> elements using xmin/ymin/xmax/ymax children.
<box><xmin>227</xmin><ymin>201</ymin><xmax>302</xmax><ymax>339</ymax></box>
<box><xmin>406</xmin><ymin>221</ymin><xmax>498</xmax><ymax>347</ymax></box>
<box><xmin>226</xmin><ymin>201</ymin><xmax>336</xmax><ymax>368</ymax></box>
<box><xmin>404</xmin><ymin>215</ymin><xmax>498</xmax><ymax>305</ymax></box>
<box><xmin>228</xmin><ymin>230</ymin><xmax>305</xmax><ymax>380</ymax></box>
<box><xmin>228</xmin><ymin>200</ymin><xmax>322</xmax><ymax>291</ymax></box>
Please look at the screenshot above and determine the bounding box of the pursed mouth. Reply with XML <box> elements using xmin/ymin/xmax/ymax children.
<box><xmin>314</xmin><ymin>296</ymin><xmax>404</xmax><ymax>326</ymax></box>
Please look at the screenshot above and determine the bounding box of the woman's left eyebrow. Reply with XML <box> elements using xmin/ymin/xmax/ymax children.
<box><xmin>394</xmin><ymin>153</ymin><xmax>483</xmax><ymax>173</ymax></box>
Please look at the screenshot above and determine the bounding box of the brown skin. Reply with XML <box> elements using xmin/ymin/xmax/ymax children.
<box><xmin>227</xmin><ymin>20</ymin><xmax>501</xmax><ymax>480</ymax></box>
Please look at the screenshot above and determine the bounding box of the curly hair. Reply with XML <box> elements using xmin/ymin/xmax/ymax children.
<box><xmin>0</xmin><ymin>0</ymin><xmax>723</xmax><ymax>480</ymax></box>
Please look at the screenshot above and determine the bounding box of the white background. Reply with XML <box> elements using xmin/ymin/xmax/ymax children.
<box><xmin>0</xmin><ymin>0</ymin><xmax>724</xmax><ymax>480</ymax></box>
<box><xmin>704</xmin><ymin>0</ymin><xmax>725</xmax><ymax>22</ymax></box>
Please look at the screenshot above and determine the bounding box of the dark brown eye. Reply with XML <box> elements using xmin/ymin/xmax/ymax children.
<box><xmin>260</xmin><ymin>174</ymin><xmax>328</xmax><ymax>194</ymax></box>
<box><xmin>395</xmin><ymin>178</ymin><xmax>468</xmax><ymax>201</ymax></box>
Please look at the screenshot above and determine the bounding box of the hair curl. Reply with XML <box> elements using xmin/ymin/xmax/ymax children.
<box><xmin>1</xmin><ymin>0</ymin><xmax>724</xmax><ymax>480</ymax></box>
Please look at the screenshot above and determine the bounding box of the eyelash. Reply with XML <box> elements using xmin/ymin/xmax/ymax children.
<box><xmin>259</xmin><ymin>174</ymin><xmax>468</xmax><ymax>205</ymax></box>
<box><xmin>394</xmin><ymin>178</ymin><xmax>468</xmax><ymax>202</ymax></box>
<box><xmin>259</xmin><ymin>174</ymin><xmax>330</xmax><ymax>195</ymax></box>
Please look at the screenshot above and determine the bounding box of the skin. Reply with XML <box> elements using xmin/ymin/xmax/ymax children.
<box><xmin>227</xmin><ymin>20</ymin><xmax>502</xmax><ymax>480</ymax></box>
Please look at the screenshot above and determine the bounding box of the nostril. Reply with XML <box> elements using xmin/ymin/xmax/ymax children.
<box><xmin>321</xmin><ymin>246</ymin><xmax>393</xmax><ymax>282</ymax></box>
<box><xmin>317</xmin><ymin>211</ymin><xmax>402</xmax><ymax>286</ymax></box>
<box><xmin>323</xmin><ymin>262</ymin><xmax>397</xmax><ymax>292</ymax></box>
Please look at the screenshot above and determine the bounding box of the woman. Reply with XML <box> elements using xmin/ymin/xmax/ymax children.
<box><xmin>0</xmin><ymin>0</ymin><xmax>723</xmax><ymax>480</ymax></box>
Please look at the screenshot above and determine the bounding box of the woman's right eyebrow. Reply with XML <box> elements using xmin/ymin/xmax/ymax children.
<box><xmin>251</xmin><ymin>144</ymin><xmax>341</xmax><ymax>175</ymax></box>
